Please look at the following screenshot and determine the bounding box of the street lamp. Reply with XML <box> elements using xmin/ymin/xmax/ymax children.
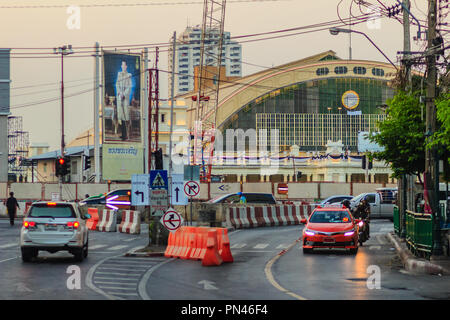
<box><xmin>329</xmin><ymin>28</ymin><xmax>398</xmax><ymax>71</ymax></box>
<box><xmin>53</xmin><ymin>45</ymin><xmax>73</xmax><ymax>197</ymax></box>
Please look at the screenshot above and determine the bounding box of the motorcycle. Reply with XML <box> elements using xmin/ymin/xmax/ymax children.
<box><xmin>356</xmin><ymin>218</ymin><xmax>369</xmax><ymax>246</ymax></box>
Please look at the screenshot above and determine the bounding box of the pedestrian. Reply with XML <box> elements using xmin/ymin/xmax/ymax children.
<box><xmin>238</xmin><ymin>192</ymin><xmax>247</xmax><ymax>204</ymax></box>
<box><xmin>6</xmin><ymin>192</ymin><xmax>20</xmax><ymax>226</ymax></box>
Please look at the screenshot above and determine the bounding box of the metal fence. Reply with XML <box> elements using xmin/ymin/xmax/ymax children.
<box><xmin>393</xmin><ymin>205</ymin><xmax>400</xmax><ymax>235</ymax></box>
<box><xmin>405</xmin><ymin>210</ymin><xmax>433</xmax><ymax>259</ymax></box>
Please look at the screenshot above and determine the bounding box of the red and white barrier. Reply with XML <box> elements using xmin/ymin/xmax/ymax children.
<box><xmin>97</xmin><ymin>209</ymin><xmax>117</xmax><ymax>232</ymax></box>
<box><xmin>119</xmin><ymin>210</ymin><xmax>141</xmax><ymax>234</ymax></box>
<box><xmin>227</xmin><ymin>205</ymin><xmax>313</xmax><ymax>229</ymax></box>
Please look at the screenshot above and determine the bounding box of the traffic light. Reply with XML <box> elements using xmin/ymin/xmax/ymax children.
<box><xmin>84</xmin><ymin>155</ymin><xmax>91</xmax><ymax>170</ymax></box>
<box><xmin>368</xmin><ymin>160</ymin><xmax>373</xmax><ymax>170</ymax></box>
<box><xmin>55</xmin><ymin>157</ymin><xmax>70</xmax><ymax>177</ymax></box>
<box><xmin>297</xmin><ymin>171</ymin><xmax>302</xmax><ymax>180</ymax></box>
<box><xmin>153</xmin><ymin>148</ymin><xmax>163</xmax><ymax>169</ymax></box>
<box><xmin>361</xmin><ymin>155</ymin><xmax>366</xmax><ymax>169</ymax></box>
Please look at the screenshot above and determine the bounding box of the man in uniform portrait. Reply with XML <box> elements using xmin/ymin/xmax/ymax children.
<box><xmin>116</xmin><ymin>60</ymin><xmax>132</xmax><ymax>140</ymax></box>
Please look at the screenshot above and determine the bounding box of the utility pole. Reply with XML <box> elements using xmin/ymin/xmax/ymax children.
<box><xmin>425</xmin><ymin>0</ymin><xmax>442</xmax><ymax>255</ymax></box>
<box><xmin>93</xmin><ymin>42</ymin><xmax>101</xmax><ymax>183</ymax></box>
<box><xmin>54</xmin><ymin>45</ymin><xmax>73</xmax><ymax>199</ymax></box>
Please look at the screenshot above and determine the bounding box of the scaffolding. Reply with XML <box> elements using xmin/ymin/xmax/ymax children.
<box><xmin>8</xmin><ymin>116</ymin><xmax>30</xmax><ymax>181</ymax></box>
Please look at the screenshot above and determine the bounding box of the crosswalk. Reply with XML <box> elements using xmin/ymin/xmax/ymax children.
<box><xmin>90</xmin><ymin>256</ymin><xmax>166</xmax><ymax>300</ymax></box>
<box><xmin>230</xmin><ymin>242</ymin><xmax>291</xmax><ymax>250</ymax></box>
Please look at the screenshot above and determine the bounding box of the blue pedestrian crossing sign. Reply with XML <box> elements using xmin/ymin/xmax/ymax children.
<box><xmin>150</xmin><ymin>170</ymin><xmax>168</xmax><ymax>190</ymax></box>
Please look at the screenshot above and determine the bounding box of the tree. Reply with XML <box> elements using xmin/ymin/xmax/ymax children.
<box><xmin>369</xmin><ymin>91</ymin><xmax>426</xmax><ymax>179</ymax></box>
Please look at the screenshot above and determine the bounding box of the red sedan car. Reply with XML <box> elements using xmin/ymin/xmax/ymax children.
<box><xmin>301</xmin><ymin>206</ymin><xmax>360</xmax><ymax>254</ymax></box>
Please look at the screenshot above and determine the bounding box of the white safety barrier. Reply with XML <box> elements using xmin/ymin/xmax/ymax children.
<box><xmin>226</xmin><ymin>205</ymin><xmax>313</xmax><ymax>229</ymax></box>
<box><xmin>118</xmin><ymin>210</ymin><xmax>141</xmax><ymax>234</ymax></box>
<box><xmin>97</xmin><ymin>209</ymin><xmax>117</xmax><ymax>232</ymax></box>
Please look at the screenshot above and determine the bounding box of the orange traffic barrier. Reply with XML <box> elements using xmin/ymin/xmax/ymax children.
<box><xmin>217</xmin><ymin>228</ymin><xmax>233</xmax><ymax>263</ymax></box>
<box><xmin>164</xmin><ymin>229</ymin><xmax>177</xmax><ymax>258</ymax></box>
<box><xmin>180</xmin><ymin>227</ymin><xmax>195</xmax><ymax>259</ymax></box>
<box><xmin>86</xmin><ymin>208</ymin><xmax>99</xmax><ymax>230</ymax></box>
<box><xmin>190</xmin><ymin>227</ymin><xmax>208</xmax><ymax>260</ymax></box>
<box><xmin>202</xmin><ymin>229</ymin><xmax>223</xmax><ymax>266</ymax></box>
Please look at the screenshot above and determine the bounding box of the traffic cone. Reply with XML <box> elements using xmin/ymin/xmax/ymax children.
<box><xmin>202</xmin><ymin>229</ymin><xmax>223</xmax><ymax>266</ymax></box>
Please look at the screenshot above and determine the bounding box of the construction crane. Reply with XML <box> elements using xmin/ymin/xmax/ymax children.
<box><xmin>194</xmin><ymin>0</ymin><xmax>227</xmax><ymax>183</ymax></box>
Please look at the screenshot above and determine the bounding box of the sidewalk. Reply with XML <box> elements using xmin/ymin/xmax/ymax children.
<box><xmin>387</xmin><ymin>232</ymin><xmax>450</xmax><ymax>276</ymax></box>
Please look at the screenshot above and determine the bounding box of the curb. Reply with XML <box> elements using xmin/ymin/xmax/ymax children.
<box><xmin>386</xmin><ymin>232</ymin><xmax>449</xmax><ymax>276</ymax></box>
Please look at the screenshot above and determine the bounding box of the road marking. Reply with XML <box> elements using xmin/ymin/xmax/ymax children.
<box><xmin>94</xmin><ymin>281</ymin><xmax>137</xmax><ymax>286</ymax></box>
<box><xmin>101</xmin><ymin>264</ymin><xmax>151</xmax><ymax>268</ymax></box>
<box><xmin>231</xmin><ymin>243</ymin><xmax>246</xmax><ymax>249</ymax></box>
<box><xmin>90</xmin><ymin>244</ymin><xmax>108</xmax><ymax>250</ymax></box>
<box><xmin>254</xmin><ymin>243</ymin><xmax>269</xmax><ymax>249</ymax></box>
<box><xmin>95</xmin><ymin>272</ymin><xmax>141</xmax><ymax>276</ymax></box>
<box><xmin>122</xmin><ymin>237</ymin><xmax>139</xmax><ymax>242</ymax></box>
<box><xmin>98</xmin><ymin>286</ymin><xmax>137</xmax><ymax>291</ymax></box>
<box><xmin>276</xmin><ymin>244</ymin><xmax>290</xmax><ymax>249</ymax></box>
<box><xmin>108</xmin><ymin>292</ymin><xmax>139</xmax><ymax>296</ymax></box>
<box><xmin>0</xmin><ymin>256</ymin><xmax>18</xmax><ymax>263</ymax></box>
<box><xmin>139</xmin><ymin>258</ymin><xmax>174</xmax><ymax>300</ymax></box>
<box><xmin>94</xmin><ymin>277</ymin><xmax>139</xmax><ymax>282</ymax></box>
<box><xmin>380</xmin><ymin>227</ymin><xmax>393</xmax><ymax>232</ymax></box>
<box><xmin>98</xmin><ymin>267</ymin><xmax>147</xmax><ymax>272</ymax></box>
<box><xmin>107</xmin><ymin>245</ymin><xmax>129</xmax><ymax>251</ymax></box>
<box><xmin>369</xmin><ymin>246</ymin><xmax>382</xmax><ymax>250</ymax></box>
<box><xmin>376</xmin><ymin>235</ymin><xmax>388</xmax><ymax>245</ymax></box>
<box><xmin>264</xmin><ymin>240</ymin><xmax>307</xmax><ymax>301</ymax></box>
<box><xmin>0</xmin><ymin>243</ymin><xmax>17</xmax><ymax>249</ymax></box>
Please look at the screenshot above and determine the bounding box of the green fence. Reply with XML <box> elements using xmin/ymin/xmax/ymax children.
<box><xmin>393</xmin><ymin>205</ymin><xmax>400</xmax><ymax>236</ymax></box>
<box><xmin>405</xmin><ymin>210</ymin><xmax>433</xmax><ymax>259</ymax></box>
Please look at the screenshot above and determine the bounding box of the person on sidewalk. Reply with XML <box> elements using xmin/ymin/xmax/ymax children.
<box><xmin>6</xmin><ymin>192</ymin><xmax>20</xmax><ymax>226</ymax></box>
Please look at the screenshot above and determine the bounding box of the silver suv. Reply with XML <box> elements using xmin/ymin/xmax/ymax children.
<box><xmin>20</xmin><ymin>201</ymin><xmax>90</xmax><ymax>262</ymax></box>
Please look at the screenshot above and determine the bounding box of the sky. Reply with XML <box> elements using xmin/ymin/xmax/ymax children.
<box><xmin>0</xmin><ymin>0</ymin><xmax>429</xmax><ymax>151</ymax></box>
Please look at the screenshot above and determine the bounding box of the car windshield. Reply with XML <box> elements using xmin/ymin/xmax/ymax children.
<box><xmin>350</xmin><ymin>195</ymin><xmax>363</xmax><ymax>203</ymax></box>
<box><xmin>309</xmin><ymin>210</ymin><xmax>351</xmax><ymax>223</ymax></box>
<box><xmin>28</xmin><ymin>204</ymin><xmax>75</xmax><ymax>218</ymax></box>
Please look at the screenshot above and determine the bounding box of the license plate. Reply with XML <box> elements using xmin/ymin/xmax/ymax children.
<box><xmin>323</xmin><ymin>237</ymin><xmax>335</xmax><ymax>243</ymax></box>
<box><xmin>45</xmin><ymin>224</ymin><xmax>58</xmax><ymax>231</ymax></box>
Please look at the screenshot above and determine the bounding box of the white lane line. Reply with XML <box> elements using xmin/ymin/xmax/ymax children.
<box><xmin>254</xmin><ymin>243</ymin><xmax>269</xmax><ymax>249</ymax></box>
<box><xmin>95</xmin><ymin>272</ymin><xmax>141</xmax><ymax>277</ymax></box>
<box><xmin>90</xmin><ymin>244</ymin><xmax>108</xmax><ymax>250</ymax></box>
<box><xmin>94</xmin><ymin>277</ymin><xmax>139</xmax><ymax>282</ymax></box>
<box><xmin>122</xmin><ymin>237</ymin><xmax>139</xmax><ymax>242</ymax></box>
<box><xmin>108</xmin><ymin>245</ymin><xmax>129</xmax><ymax>251</ymax></box>
<box><xmin>108</xmin><ymin>292</ymin><xmax>139</xmax><ymax>296</ymax></box>
<box><xmin>0</xmin><ymin>256</ymin><xmax>18</xmax><ymax>263</ymax></box>
<box><xmin>94</xmin><ymin>281</ymin><xmax>137</xmax><ymax>286</ymax></box>
<box><xmin>101</xmin><ymin>264</ymin><xmax>152</xmax><ymax>268</ymax></box>
<box><xmin>369</xmin><ymin>246</ymin><xmax>382</xmax><ymax>250</ymax></box>
<box><xmin>98</xmin><ymin>267</ymin><xmax>147</xmax><ymax>272</ymax></box>
<box><xmin>98</xmin><ymin>286</ymin><xmax>137</xmax><ymax>291</ymax></box>
<box><xmin>230</xmin><ymin>243</ymin><xmax>246</xmax><ymax>249</ymax></box>
<box><xmin>276</xmin><ymin>244</ymin><xmax>290</xmax><ymax>249</ymax></box>
<box><xmin>0</xmin><ymin>243</ymin><xmax>17</xmax><ymax>249</ymax></box>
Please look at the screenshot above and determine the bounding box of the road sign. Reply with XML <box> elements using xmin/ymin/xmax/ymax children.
<box><xmin>184</xmin><ymin>165</ymin><xmax>200</xmax><ymax>182</ymax></box>
<box><xmin>131</xmin><ymin>174</ymin><xmax>150</xmax><ymax>206</ymax></box>
<box><xmin>184</xmin><ymin>180</ymin><xmax>200</xmax><ymax>197</ymax></box>
<box><xmin>150</xmin><ymin>189</ymin><xmax>168</xmax><ymax>217</ymax></box>
<box><xmin>150</xmin><ymin>170</ymin><xmax>168</xmax><ymax>190</ymax></box>
<box><xmin>160</xmin><ymin>208</ymin><xmax>184</xmax><ymax>232</ymax></box>
<box><xmin>171</xmin><ymin>174</ymin><xmax>188</xmax><ymax>205</ymax></box>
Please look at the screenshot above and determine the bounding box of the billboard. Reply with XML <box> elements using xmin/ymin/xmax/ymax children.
<box><xmin>102</xmin><ymin>51</ymin><xmax>142</xmax><ymax>143</ymax></box>
<box><xmin>102</xmin><ymin>144</ymin><xmax>144</xmax><ymax>181</ymax></box>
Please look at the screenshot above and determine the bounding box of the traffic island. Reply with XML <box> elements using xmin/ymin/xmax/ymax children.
<box><xmin>124</xmin><ymin>245</ymin><xmax>166</xmax><ymax>257</ymax></box>
<box><xmin>387</xmin><ymin>232</ymin><xmax>450</xmax><ymax>276</ymax></box>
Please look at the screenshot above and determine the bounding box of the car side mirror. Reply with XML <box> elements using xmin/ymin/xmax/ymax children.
<box><xmin>300</xmin><ymin>219</ymin><xmax>307</xmax><ymax>224</ymax></box>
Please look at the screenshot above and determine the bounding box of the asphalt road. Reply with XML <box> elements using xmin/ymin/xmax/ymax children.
<box><xmin>0</xmin><ymin>218</ymin><xmax>448</xmax><ymax>301</ymax></box>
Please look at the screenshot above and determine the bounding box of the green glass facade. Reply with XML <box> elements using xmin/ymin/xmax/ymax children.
<box><xmin>221</xmin><ymin>77</ymin><xmax>394</xmax><ymax>151</ymax></box>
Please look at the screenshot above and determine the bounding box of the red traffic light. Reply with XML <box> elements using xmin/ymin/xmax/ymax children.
<box><xmin>58</xmin><ymin>158</ymin><xmax>65</xmax><ymax>165</ymax></box>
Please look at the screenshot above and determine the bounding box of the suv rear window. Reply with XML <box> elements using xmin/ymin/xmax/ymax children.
<box><xmin>310</xmin><ymin>210</ymin><xmax>351</xmax><ymax>223</ymax></box>
<box><xmin>28</xmin><ymin>204</ymin><xmax>75</xmax><ymax>218</ymax></box>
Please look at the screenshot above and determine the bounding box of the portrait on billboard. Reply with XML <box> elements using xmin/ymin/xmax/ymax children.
<box><xmin>102</xmin><ymin>51</ymin><xmax>142</xmax><ymax>143</ymax></box>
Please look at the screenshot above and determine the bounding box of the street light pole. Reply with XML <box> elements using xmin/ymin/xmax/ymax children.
<box><xmin>329</xmin><ymin>27</ymin><xmax>398</xmax><ymax>71</ymax></box>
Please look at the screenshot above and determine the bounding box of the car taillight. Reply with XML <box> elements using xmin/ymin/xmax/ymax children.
<box><xmin>23</xmin><ymin>221</ymin><xmax>36</xmax><ymax>228</ymax></box>
<box><xmin>67</xmin><ymin>221</ymin><xmax>80</xmax><ymax>229</ymax></box>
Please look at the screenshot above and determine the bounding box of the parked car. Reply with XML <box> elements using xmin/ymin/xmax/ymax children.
<box><xmin>20</xmin><ymin>201</ymin><xmax>90</xmax><ymax>262</ymax></box>
<box><xmin>349</xmin><ymin>188</ymin><xmax>397</xmax><ymax>220</ymax></box>
<box><xmin>315</xmin><ymin>195</ymin><xmax>353</xmax><ymax>207</ymax></box>
<box><xmin>301</xmin><ymin>206</ymin><xmax>360</xmax><ymax>254</ymax></box>
<box><xmin>208</xmin><ymin>193</ymin><xmax>277</xmax><ymax>204</ymax></box>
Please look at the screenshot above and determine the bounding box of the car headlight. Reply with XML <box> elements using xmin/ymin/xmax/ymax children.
<box><xmin>304</xmin><ymin>229</ymin><xmax>316</xmax><ymax>236</ymax></box>
<box><xmin>344</xmin><ymin>230</ymin><xmax>355</xmax><ymax>237</ymax></box>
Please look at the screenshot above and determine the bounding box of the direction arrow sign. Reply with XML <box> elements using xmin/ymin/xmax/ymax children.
<box><xmin>131</xmin><ymin>174</ymin><xmax>150</xmax><ymax>206</ymax></box>
<box><xmin>160</xmin><ymin>208</ymin><xmax>183</xmax><ymax>232</ymax></box>
<box><xmin>184</xmin><ymin>180</ymin><xmax>200</xmax><ymax>197</ymax></box>
<box><xmin>171</xmin><ymin>174</ymin><xmax>188</xmax><ymax>205</ymax></box>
